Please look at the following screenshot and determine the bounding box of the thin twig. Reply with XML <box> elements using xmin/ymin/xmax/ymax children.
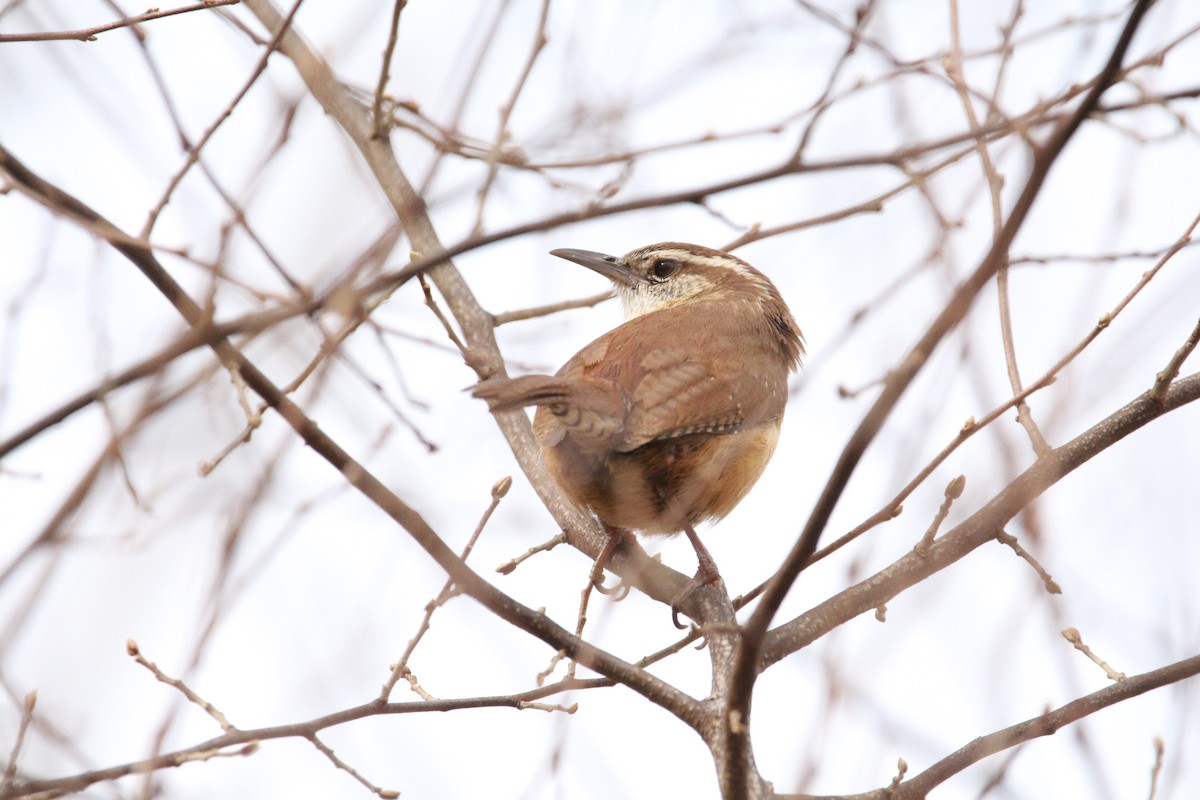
<box><xmin>470</xmin><ymin>0</ymin><xmax>551</xmax><ymax>236</ymax></box>
<box><xmin>915</xmin><ymin>475</ymin><xmax>965</xmax><ymax>556</ymax></box>
<box><xmin>495</xmin><ymin>533</ymin><xmax>567</xmax><ymax>575</ymax></box>
<box><xmin>0</xmin><ymin>0</ymin><xmax>239</xmax><ymax>43</ymax></box>
<box><xmin>1061</xmin><ymin>627</ymin><xmax>1126</xmax><ymax>682</ymax></box>
<box><xmin>379</xmin><ymin>477</ymin><xmax>512</xmax><ymax>701</ymax></box>
<box><xmin>995</xmin><ymin>530</ymin><xmax>1061</xmax><ymax>594</ymax></box>
<box><xmin>0</xmin><ymin>692</ymin><xmax>35</xmax><ymax>793</ymax></box>
<box><xmin>127</xmin><ymin>640</ymin><xmax>236</xmax><ymax>733</ymax></box>
<box><xmin>417</xmin><ymin>273</ymin><xmax>470</xmax><ymax>357</ymax></box>
<box><xmin>141</xmin><ymin>0</ymin><xmax>304</xmax><ymax>236</ymax></box>
<box><xmin>948</xmin><ymin>0</ymin><xmax>1049</xmax><ymax>456</ymax></box>
<box><xmin>371</xmin><ymin>0</ymin><xmax>408</xmax><ymax>138</ymax></box>
<box><xmin>306</xmin><ymin>733</ymin><xmax>399</xmax><ymax>799</ymax></box>
<box><xmin>729</xmin><ymin>12</ymin><xmax>1160</xmax><ymax>791</ymax></box>
<box><xmin>778</xmin><ymin>653</ymin><xmax>1200</xmax><ymax>800</ymax></box>
<box><xmin>1151</xmin><ymin>316</ymin><xmax>1200</xmax><ymax>405</ymax></box>
<box><xmin>3</xmin><ymin>678</ymin><xmax>603</xmax><ymax>798</ymax></box>
<box><xmin>1148</xmin><ymin>737</ymin><xmax>1165</xmax><ymax>800</ymax></box>
<box><xmin>493</xmin><ymin>291</ymin><xmax>614</xmax><ymax>326</ymax></box>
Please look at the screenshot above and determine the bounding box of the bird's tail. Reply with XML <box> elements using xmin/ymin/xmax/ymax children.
<box><xmin>470</xmin><ymin>375</ymin><xmax>573</xmax><ymax>413</ymax></box>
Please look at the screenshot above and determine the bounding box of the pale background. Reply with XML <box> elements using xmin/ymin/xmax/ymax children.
<box><xmin>1</xmin><ymin>1</ymin><xmax>1198</xmax><ymax>798</ymax></box>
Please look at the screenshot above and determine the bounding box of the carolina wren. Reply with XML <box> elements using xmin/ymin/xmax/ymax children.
<box><xmin>473</xmin><ymin>242</ymin><xmax>803</xmax><ymax>621</ymax></box>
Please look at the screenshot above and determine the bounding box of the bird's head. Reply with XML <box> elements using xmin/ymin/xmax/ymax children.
<box><xmin>550</xmin><ymin>241</ymin><xmax>804</xmax><ymax>368</ymax></box>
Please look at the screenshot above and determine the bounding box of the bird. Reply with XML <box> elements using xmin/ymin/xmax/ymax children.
<box><xmin>473</xmin><ymin>242</ymin><xmax>803</xmax><ymax>624</ymax></box>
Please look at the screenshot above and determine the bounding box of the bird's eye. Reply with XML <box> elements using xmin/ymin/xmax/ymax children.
<box><xmin>651</xmin><ymin>258</ymin><xmax>679</xmax><ymax>279</ymax></box>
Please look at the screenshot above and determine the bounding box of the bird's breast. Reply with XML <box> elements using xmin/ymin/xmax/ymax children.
<box><xmin>540</xmin><ymin>417</ymin><xmax>782</xmax><ymax>536</ymax></box>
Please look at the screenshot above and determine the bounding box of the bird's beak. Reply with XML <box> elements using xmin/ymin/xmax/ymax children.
<box><xmin>550</xmin><ymin>248</ymin><xmax>641</xmax><ymax>287</ymax></box>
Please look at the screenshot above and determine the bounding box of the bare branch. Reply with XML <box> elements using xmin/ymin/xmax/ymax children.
<box><xmin>726</xmin><ymin>5</ymin><xmax>1159</xmax><ymax>794</ymax></box>
<box><xmin>141</xmin><ymin>0</ymin><xmax>303</xmax><ymax>237</ymax></box>
<box><xmin>0</xmin><ymin>692</ymin><xmax>34</xmax><ymax>794</ymax></box>
<box><xmin>761</xmin><ymin>372</ymin><xmax>1200</xmax><ymax>670</ymax></box>
<box><xmin>371</xmin><ymin>0</ymin><xmax>408</xmax><ymax>138</ymax></box>
<box><xmin>379</xmin><ymin>476</ymin><xmax>512</xmax><ymax>701</ymax></box>
<box><xmin>0</xmin><ymin>142</ymin><xmax>703</xmax><ymax>729</ymax></box>
<box><xmin>0</xmin><ymin>0</ymin><xmax>239</xmax><ymax>43</ymax></box>
<box><xmin>779</xmin><ymin>653</ymin><xmax>1200</xmax><ymax>800</ymax></box>
<box><xmin>1</xmin><ymin>678</ymin><xmax>606</xmax><ymax>799</ymax></box>
<box><xmin>127</xmin><ymin>640</ymin><xmax>236</xmax><ymax>733</ymax></box>
<box><xmin>493</xmin><ymin>290</ymin><xmax>613</xmax><ymax>326</ymax></box>
<box><xmin>1061</xmin><ymin>627</ymin><xmax>1126</xmax><ymax>683</ymax></box>
<box><xmin>1151</xmin><ymin>316</ymin><xmax>1200</xmax><ymax>404</ymax></box>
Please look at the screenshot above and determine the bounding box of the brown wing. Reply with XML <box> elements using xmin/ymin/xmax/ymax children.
<box><xmin>567</xmin><ymin>304</ymin><xmax>791</xmax><ymax>453</ymax></box>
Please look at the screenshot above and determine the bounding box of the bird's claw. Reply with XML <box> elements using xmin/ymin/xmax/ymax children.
<box><xmin>592</xmin><ymin>571</ymin><xmax>631</xmax><ymax>600</ymax></box>
<box><xmin>671</xmin><ymin>603</ymin><xmax>689</xmax><ymax>630</ymax></box>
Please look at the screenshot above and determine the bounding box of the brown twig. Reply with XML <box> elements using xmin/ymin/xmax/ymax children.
<box><xmin>995</xmin><ymin>530</ymin><xmax>1061</xmax><ymax>594</ymax></box>
<box><xmin>0</xmin><ymin>143</ymin><xmax>702</xmax><ymax>730</ymax></box>
<box><xmin>914</xmin><ymin>475</ymin><xmax>965</xmax><ymax>556</ymax></box>
<box><xmin>1151</xmin><ymin>316</ymin><xmax>1200</xmax><ymax>405</ymax></box>
<box><xmin>379</xmin><ymin>476</ymin><xmax>512</xmax><ymax>701</ymax></box>
<box><xmin>726</xmin><ymin>7</ymin><xmax>1167</xmax><ymax>793</ymax></box>
<box><xmin>1148</xmin><ymin>737</ymin><xmax>1165</xmax><ymax>800</ymax></box>
<box><xmin>495</xmin><ymin>532</ymin><xmax>567</xmax><ymax>575</ymax></box>
<box><xmin>127</xmin><ymin>640</ymin><xmax>236</xmax><ymax>733</ymax></box>
<box><xmin>469</xmin><ymin>0</ymin><xmax>551</xmax><ymax>236</ymax></box>
<box><xmin>0</xmin><ymin>0</ymin><xmax>239</xmax><ymax>43</ymax></box>
<box><xmin>141</xmin><ymin>0</ymin><xmax>303</xmax><ymax>237</ymax></box>
<box><xmin>1061</xmin><ymin>627</ymin><xmax>1126</xmax><ymax>682</ymax></box>
<box><xmin>0</xmin><ymin>692</ymin><xmax>34</xmax><ymax>794</ymax></box>
<box><xmin>948</xmin><ymin>0</ymin><xmax>1049</xmax><ymax>457</ymax></box>
<box><xmin>1</xmin><ymin>677</ymin><xmax>606</xmax><ymax>799</ymax></box>
<box><xmin>371</xmin><ymin>0</ymin><xmax>408</xmax><ymax>138</ymax></box>
<box><xmin>761</xmin><ymin>371</ymin><xmax>1200</xmax><ymax>671</ymax></box>
<box><xmin>306</xmin><ymin>732</ymin><xmax>398</xmax><ymax>799</ymax></box>
<box><xmin>493</xmin><ymin>290</ymin><xmax>614</xmax><ymax>326</ymax></box>
<box><xmin>777</xmin><ymin>653</ymin><xmax>1200</xmax><ymax>800</ymax></box>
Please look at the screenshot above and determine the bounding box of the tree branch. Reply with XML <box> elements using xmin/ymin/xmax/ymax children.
<box><xmin>3</xmin><ymin>678</ymin><xmax>609</xmax><ymax>798</ymax></box>
<box><xmin>724</xmin><ymin>2</ymin><xmax>1161</xmax><ymax>796</ymax></box>
<box><xmin>0</xmin><ymin>1</ymin><xmax>239</xmax><ymax>43</ymax></box>
<box><xmin>761</xmin><ymin>370</ymin><xmax>1200</xmax><ymax>670</ymax></box>
<box><xmin>0</xmin><ymin>144</ymin><xmax>702</xmax><ymax>730</ymax></box>
<box><xmin>779</xmin><ymin>653</ymin><xmax>1200</xmax><ymax>800</ymax></box>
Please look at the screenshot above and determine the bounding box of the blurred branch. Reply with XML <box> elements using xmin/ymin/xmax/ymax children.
<box><xmin>725</xmin><ymin>2</ymin><xmax>1161</xmax><ymax>796</ymax></box>
<box><xmin>779</xmin><ymin>652</ymin><xmax>1200</xmax><ymax>800</ymax></box>
<box><xmin>141</xmin><ymin>0</ymin><xmax>303</xmax><ymax>237</ymax></box>
<box><xmin>797</xmin><ymin>202</ymin><xmax>1200</xmax><ymax>571</ymax></box>
<box><xmin>470</xmin><ymin>0</ymin><xmax>551</xmax><ymax>236</ymax></box>
<box><xmin>371</xmin><ymin>0</ymin><xmax>407</xmax><ymax>137</ymax></box>
<box><xmin>0</xmin><ymin>692</ymin><xmax>34</xmax><ymax>796</ymax></box>
<box><xmin>761</xmin><ymin>371</ymin><xmax>1200</xmax><ymax>669</ymax></box>
<box><xmin>379</xmin><ymin>476</ymin><xmax>511</xmax><ymax>702</ymax></box>
<box><xmin>947</xmin><ymin>0</ymin><xmax>1049</xmax><ymax>456</ymax></box>
<box><xmin>0</xmin><ymin>375</ymin><xmax>198</xmax><ymax>595</ymax></box>
<box><xmin>0</xmin><ymin>321</ymin><xmax>248</xmax><ymax>460</ymax></box>
<box><xmin>365</xmin><ymin>82</ymin><xmax>1200</xmax><ymax>304</ymax></box>
<box><xmin>1151</xmin><ymin>316</ymin><xmax>1200</xmax><ymax>404</ymax></box>
<box><xmin>493</xmin><ymin>290</ymin><xmax>613</xmax><ymax>326</ymax></box>
<box><xmin>0</xmin><ymin>0</ymin><xmax>239</xmax><ymax>43</ymax></box>
<box><xmin>238</xmin><ymin>0</ymin><xmax>722</xmax><ymax>626</ymax></box>
<box><xmin>0</xmin><ymin>144</ymin><xmax>702</xmax><ymax>728</ymax></box>
<box><xmin>127</xmin><ymin>640</ymin><xmax>236</xmax><ymax>733</ymax></box>
<box><xmin>2</xmin><ymin>676</ymin><xmax>608</xmax><ymax>799</ymax></box>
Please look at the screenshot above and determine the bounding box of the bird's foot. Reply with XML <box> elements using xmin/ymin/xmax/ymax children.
<box><xmin>669</xmin><ymin>558</ymin><xmax>723</xmax><ymax>630</ymax></box>
<box><xmin>590</xmin><ymin>527</ymin><xmax>635</xmax><ymax>600</ymax></box>
<box><xmin>670</xmin><ymin>523</ymin><xmax>723</xmax><ymax>628</ymax></box>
